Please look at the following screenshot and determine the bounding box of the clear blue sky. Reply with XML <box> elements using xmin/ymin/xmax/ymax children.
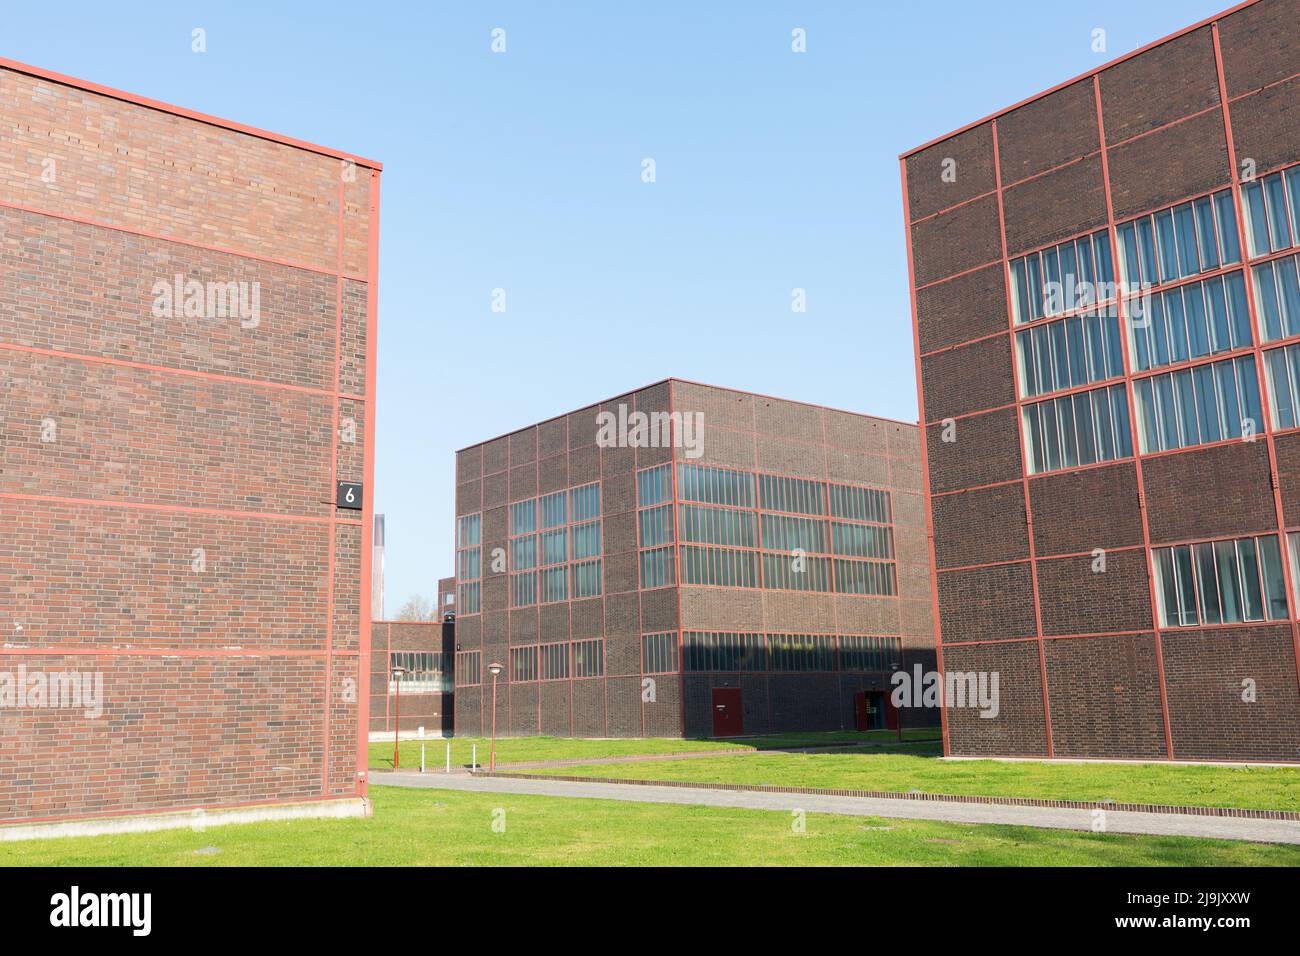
<box><xmin>4</xmin><ymin>0</ymin><xmax>1229</xmax><ymax>615</ymax></box>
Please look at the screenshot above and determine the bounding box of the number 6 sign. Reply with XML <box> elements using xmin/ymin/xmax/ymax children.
<box><xmin>336</xmin><ymin>481</ymin><xmax>363</xmax><ymax>510</ymax></box>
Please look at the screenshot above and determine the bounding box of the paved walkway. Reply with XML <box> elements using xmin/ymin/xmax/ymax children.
<box><xmin>370</xmin><ymin>771</ymin><xmax>1300</xmax><ymax>844</ymax></box>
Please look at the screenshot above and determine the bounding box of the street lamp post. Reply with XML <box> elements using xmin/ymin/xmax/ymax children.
<box><xmin>392</xmin><ymin>665</ymin><xmax>409</xmax><ymax>769</ymax></box>
<box><xmin>488</xmin><ymin>662</ymin><xmax>503</xmax><ymax>771</ymax></box>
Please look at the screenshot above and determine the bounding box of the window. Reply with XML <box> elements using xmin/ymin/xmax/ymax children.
<box><xmin>1265</xmin><ymin>343</ymin><xmax>1300</xmax><ymax>430</ymax></box>
<box><xmin>641</xmin><ymin>632</ymin><xmax>679</xmax><ymax>674</ymax></box>
<box><xmin>456</xmin><ymin>514</ymin><xmax>481</xmax><ymax>614</ymax></box>
<box><xmin>1153</xmin><ymin>534</ymin><xmax>1288</xmax><ymax>627</ymax></box>
<box><xmin>827</xmin><ymin>481</ymin><xmax>895</xmax><ymax>596</ymax></box>
<box><xmin>1009</xmin><ymin>229</ymin><xmax>1115</xmax><ymax>323</ymax></box>
<box><xmin>1022</xmin><ymin>383</ymin><xmax>1133</xmax><ymax>474</ymax></box>
<box><xmin>677</xmin><ymin>463</ymin><xmax>755</xmax><ymax>507</ymax></box>
<box><xmin>1016</xmin><ymin>307</ymin><xmax>1125</xmax><ymax>398</ymax></box>
<box><xmin>681</xmin><ymin>545</ymin><xmax>758</xmax><ymax>587</ymax></box>
<box><xmin>510</xmin><ymin>645</ymin><xmax>538</xmax><ymax>682</ymax></box>
<box><xmin>768</xmin><ymin>634</ymin><xmax>837</xmax><ymax>672</ymax></box>
<box><xmin>572</xmin><ymin>639</ymin><xmax>604</xmax><ymax>678</ymax></box>
<box><xmin>1127</xmin><ymin>272</ymin><xmax>1252</xmax><ymax>372</ymax></box>
<box><xmin>509</xmin><ymin>499</ymin><xmax>538</xmax><ymax>607</ymax></box>
<box><xmin>1241</xmin><ymin>166</ymin><xmax>1300</xmax><ymax>258</ymax></box>
<box><xmin>539</xmin><ymin>642</ymin><xmax>569</xmax><ymax>681</ymax></box>
<box><xmin>1133</xmin><ymin>356</ymin><xmax>1262</xmax><ymax>454</ymax></box>
<box><xmin>1253</xmin><ymin>251</ymin><xmax>1300</xmax><ymax>342</ymax></box>
<box><xmin>758</xmin><ymin>474</ymin><xmax>824</xmax><ymax>515</ymax></box>
<box><xmin>682</xmin><ymin>631</ymin><xmax>766</xmax><ymax>672</ymax></box>
<box><xmin>839</xmin><ymin>636</ymin><xmax>901</xmax><ymax>672</ymax></box>
<box><xmin>1116</xmin><ymin>189</ymin><xmax>1240</xmax><ymax>290</ymax></box>
<box><xmin>388</xmin><ymin>652</ymin><xmax>451</xmax><ymax>693</ymax></box>
<box><xmin>454</xmin><ymin>651</ymin><xmax>481</xmax><ymax>686</ymax></box>
<box><xmin>637</xmin><ymin>464</ymin><xmax>676</xmax><ymax>589</ymax></box>
<box><xmin>680</xmin><ymin>632</ymin><xmax>903</xmax><ymax>673</ymax></box>
<box><xmin>569</xmin><ymin>483</ymin><xmax>602</xmax><ymax>599</ymax></box>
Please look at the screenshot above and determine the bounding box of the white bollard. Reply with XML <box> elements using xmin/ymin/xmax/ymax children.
<box><xmin>446</xmin><ymin>741</ymin><xmax>451</xmax><ymax>774</ymax></box>
<box><xmin>420</xmin><ymin>743</ymin><xmax>425</xmax><ymax>773</ymax></box>
<box><xmin>472</xmin><ymin>744</ymin><xmax>477</xmax><ymax>772</ymax></box>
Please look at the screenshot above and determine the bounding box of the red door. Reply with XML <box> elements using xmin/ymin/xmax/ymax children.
<box><xmin>883</xmin><ymin>692</ymin><xmax>900</xmax><ymax>731</ymax></box>
<box><xmin>711</xmin><ymin>688</ymin><xmax>744</xmax><ymax>737</ymax></box>
<box><xmin>854</xmin><ymin>692</ymin><xmax>870</xmax><ymax>731</ymax></box>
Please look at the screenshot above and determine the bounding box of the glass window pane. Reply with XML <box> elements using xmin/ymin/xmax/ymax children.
<box><xmin>1134</xmin><ymin>377</ymin><xmax>1157</xmax><ymax>453</ymax></box>
<box><xmin>1174</xmin><ymin>545</ymin><xmax>1198</xmax><ymax>626</ymax></box>
<box><xmin>1174</xmin><ymin>202</ymin><xmax>1199</xmax><ymax>277</ymax></box>
<box><xmin>1266</xmin><ymin>348</ymin><xmax>1296</xmax><ymax>431</ymax></box>
<box><xmin>1164</xmin><ymin>288</ymin><xmax>1189</xmax><ymax>364</ymax></box>
<box><xmin>1244</xmin><ymin>181</ymin><xmax>1272</xmax><ymax>256</ymax></box>
<box><xmin>1058</xmin><ymin>395</ymin><xmax>1078</xmax><ymax>468</ymax></box>
<box><xmin>1154</xmin><ymin>548</ymin><xmax>1178</xmax><ymax>627</ymax></box>
<box><xmin>1184</xmin><ymin>283</ymin><xmax>1210</xmax><ymax>358</ymax></box>
<box><xmin>1095</xmin><ymin>228</ymin><xmax>1116</xmax><ymax>291</ymax></box>
<box><xmin>1215</xmin><ymin>540</ymin><xmax>1243</xmax><ymax>623</ymax></box>
<box><xmin>1076</xmin><ymin>235</ymin><xmax>1096</xmax><ymax>305</ymax></box>
<box><xmin>1155</xmin><ymin>210</ymin><xmax>1179</xmax><ymax>283</ymax></box>
<box><xmin>1259</xmin><ymin>535</ymin><xmax>1289</xmax><ymax>620</ymax></box>
<box><xmin>1066</xmin><ymin>316</ymin><xmax>1088</xmax><ymax>387</ymax></box>
<box><xmin>1194</xmin><ymin>363</ymin><xmax>1222</xmax><ymax>444</ymax></box>
<box><xmin>1266</xmin><ymin>174</ymin><xmax>1292</xmax><ymax>252</ymax></box>
<box><xmin>1239</xmin><ymin>537</ymin><xmax>1264</xmax><ymax>621</ymax></box>
<box><xmin>1149</xmin><ymin>294</ymin><xmax>1171</xmax><ymax>367</ymax></box>
<box><xmin>1195</xmin><ymin>542</ymin><xmax>1222</xmax><ymax>624</ymax></box>
<box><xmin>1255</xmin><ymin>263</ymin><xmax>1283</xmax><ymax>342</ymax></box>
<box><xmin>1215</xmin><ymin>190</ymin><xmax>1241</xmax><ymax>264</ymax></box>
<box><xmin>1225</xmin><ymin>271</ymin><xmax>1253</xmax><ymax>348</ymax></box>
<box><xmin>1195</xmin><ymin>196</ymin><xmax>1219</xmax><ymax>271</ymax></box>
<box><xmin>1074</xmin><ymin>391</ymin><xmax>1097</xmax><ymax>465</ymax></box>
<box><xmin>1155</xmin><ymin>374</ymin><xmax>1179</xmax><ymax>448</ymax></box>
<box><xmin>1174</xmin><ymin>369</ymin><xmax>1200</xmax><ymax>447</ymax></box>
<box><xmin>1236</xmin><ymin>356</ymin><xmax>1263</xmax><ymax>438</ymax></box>
<box><xmin>1137</xmin><ymin>218</ymin><xmax>1159</xmax><ymax>289</ymax></box>
<box><xmin>1278</xmin><ymin>255</ymin><xmax>1300</xmax><ymax>339</ymax></box>
<box><xmin>1216</xmin><ymin>360</ymin><xmax>1243</xmax><ymax>439</ymax></box>
<box><xmin>1093</xmin><ymin>387</ymin><xmax>1116</xmax><ymax>460</ymax></box>
<box><xmin>1203</xmin><ymin>276</ymin><xmax>1231</xmax><ymax>353</ymax></box>
<box><xmin>1110</xmin><ymin>385</ymin><xmax>1133</xmax><ymax>456</ymax></box>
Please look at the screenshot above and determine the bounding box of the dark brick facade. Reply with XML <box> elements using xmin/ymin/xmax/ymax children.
<box><xmin>369</xmin><ymin>579</ymin><xmax>456</xmax><ymax>734</ymax></box>
<box><xmin>903</xmin><ymin>0</ymin><xmax>1300</xmax><ymax>763</ymax></box>
<box><xmin>453</xmin><ymin>380</ymin><xmax>937</xmax><ymax>738</ymax></box>
<box><xmin>0</xmin><ymin>60</ymin><xmax>380</xmax><ymax>822</ymax></box>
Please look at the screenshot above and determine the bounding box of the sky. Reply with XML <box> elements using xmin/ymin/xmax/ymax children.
<box><xmin>3</xmin><ymin>0</ymin><xmax>1233</xmax><ymax>615</ymax></box>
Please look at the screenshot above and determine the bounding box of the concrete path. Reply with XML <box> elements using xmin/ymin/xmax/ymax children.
<box><xmin>370</xmin><ymin>771</ymin><xmax>1300</xmax><ymax>845</ymax></box>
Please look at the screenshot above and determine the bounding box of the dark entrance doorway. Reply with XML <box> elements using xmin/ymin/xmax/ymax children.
<box><xmin>711</xmin><ymin>688</ymin><xmax>744</xmax><ymax>737</ymax></box>
<box><xmin>855</xmin><ymin>691</ymin><xmax>898</xmax><ymax>731</ymax></box>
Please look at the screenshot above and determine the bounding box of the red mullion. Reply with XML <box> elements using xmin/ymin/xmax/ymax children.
<box><xmin>1213</xmin><ymin>23</ymin><xmax>1300</xmax><ymax>701</ymax></box>
<box><xmin>667</xmin><ymin>385</ymin><xmax>687</xmax><ymax>737</ymax></box>
<box><xmin>924</xmin><ymin>401</ymin><xmax>1019</xmax><ymax>428</ymax></box>
<box><xmin>913</xmin><ymin>257</ymin><xmax>1005</xmax><ymax>293</ymax></box>
<box><xmin>900</xmin><ymin>157</ymin><xmax>952</xmax><ymax>757</ymax></box>
<box><xmin>1228</xmin><ymin>68</ymin><xmax>1300</xmax><ymax>106</ymax></box>
<box><xmin>1128</xmin><ymin>343</ymin><xmax>1258</xmax><ymax>386</ymax></box>
<box><xmin>1093</xmin><ymin>75</ymin><xmax>1176</xmax><ymax>759</ymax></box>
<box><xmin>992</xmin><ymin>119</ymin><xmax>1055</xmax><ymax>757</ymax></box>
<box><xmin>1028</xmin><ymin>452</ymin><xmax>1139</xmax><ymax>482</ymax></box>
<box><xmin>940</xmin><ymin>637</ymin><xmax>1041</xmax><ymax>649</ymax></box>
<box><xmin>908</xmin><ymin>186</ymin><xmax>1001</xmax><ymax>227</ymax></box>
<box><xmin>1002</xmin><ymin>151</ymin><xmax>1104</xmax><ymax>196</ymax></box>
<box><xmin>919</xmin><ymin>328</ymin><xmax>1009</xmax><ymax>360</ymax></box>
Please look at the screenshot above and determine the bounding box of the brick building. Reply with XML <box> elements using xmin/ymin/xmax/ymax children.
<box><xmin>453</xmin><ymin>379</ymin><xmax>935</xmax><ymax>738</ymax></box>
<box><xmin>0</xmin><ymin>58</ymin><xmax>380</xmax><ymax>828</ymax></box>
<box><xmin>370</xmin><ymin>578</ymin><xmax>456</xmax><ymax>736</ymax></box>
<box><xmin>902</xmin><ymin>0</ymin><xmax>1300</xmax><ymax>761</ymax></box>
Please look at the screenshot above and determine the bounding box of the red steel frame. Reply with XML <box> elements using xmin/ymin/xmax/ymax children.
<box><xmin>901</xmin><ymin>0</ymin><xmax>1300</xmax><ymax>762</ymax></box>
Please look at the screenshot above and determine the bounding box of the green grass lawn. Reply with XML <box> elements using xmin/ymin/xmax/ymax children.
<box><xmin>524</xmin><ymin>750</ymin><xmax>1300</xmax><ymax>813</ymax></box>
<box><xmin>369</xmin><ymin>729</ymin><xmax>940</xmax><ymax>771</ymax></box>
<box><xmin>2</xmin><ymin>785</ymin><xmax>1295</xmax><ymax>866</ymax></box>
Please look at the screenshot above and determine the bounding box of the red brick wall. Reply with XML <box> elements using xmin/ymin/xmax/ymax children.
<box><xmin>904</xmin><ymin>0</ymin><xmax>1300</xmax><ymax>763</ymax></box>
<box><xmin>0</xmin><ymin>62</ymin><xmax>379</xmax><ymax>822</ymax></box>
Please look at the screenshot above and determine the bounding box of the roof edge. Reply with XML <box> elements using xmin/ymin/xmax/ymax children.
<box><xmin>899</xmin><ymin>0</ymin><xmax>1260</xmax><ymax>160</ymax></box>
<box><xmin>0</xmin><ymin>55</ymin><xmax>383</xmax><ymax>170</ymax></box>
